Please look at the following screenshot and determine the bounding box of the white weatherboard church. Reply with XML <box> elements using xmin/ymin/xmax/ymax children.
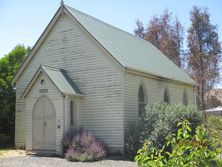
<box><xmin>12</xmin><ymin>2</ymin><xmax>196</xmax><ymax>154</ymax></box>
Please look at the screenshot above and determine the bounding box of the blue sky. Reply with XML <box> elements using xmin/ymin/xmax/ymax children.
<box><xmin>0</xmin><ymin>0</ymin><xmax>221</xmax><ymax>58</ymax></box>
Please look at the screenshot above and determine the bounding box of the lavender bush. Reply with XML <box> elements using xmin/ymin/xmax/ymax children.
<box><xmin>63</xmin><ymin>128</ymin><xmax>106</xmax><ymax>162</ymax></box>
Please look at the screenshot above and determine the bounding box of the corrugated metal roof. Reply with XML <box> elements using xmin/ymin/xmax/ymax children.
<box><xmin>22</xmin><ymin>65</ymin><xmax>83</xmax><ymax>97</ymax></box>
<box><xmin>65</xmin><ymin>5</ymin><xmax>196</xmax><ymax>85</ymax></box>
<box><xmin>205</xmin><ymin>106</ymin><xmax>222</xmax><ymax>112</ymax></box>
<box><xmin>41</xmin><ymin>66</ymin><xmax>83</xmax><ymax>96</ymax></box>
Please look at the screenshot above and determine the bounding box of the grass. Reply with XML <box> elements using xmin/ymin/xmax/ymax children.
<box><xmin>0</xmin><ymin>148</ymin><xmax>11</xmax><ymax>156</ymax></box>
<box><xmin>0</xmin><ymin>148</ymin><xmax>25</xmax><ymax>158</ymax></box>
<box><xmin>207</xmin><ymin>115</ymin><xmax>222</xmax><ymax>142</ymax></box>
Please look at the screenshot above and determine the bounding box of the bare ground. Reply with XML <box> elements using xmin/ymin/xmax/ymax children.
<box><xmin>0</xmin><ymin>155</ymin><xmax>137</xmax><ymax>167</ymax></box>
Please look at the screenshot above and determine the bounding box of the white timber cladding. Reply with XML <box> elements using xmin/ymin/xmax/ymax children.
<box><xmin>123</xmin><ymin>72</ymin><xmax>195</xmax><ymax>135</ymax></box>
<box><xmin>25</xmin><ymin>72</ymin><xmax>64</xmax><ymax>153</ymax></box>
<box><xmin>15</xmin><ymin>14</ymin><xmax>125</xmax><ymax>151</ymax></box>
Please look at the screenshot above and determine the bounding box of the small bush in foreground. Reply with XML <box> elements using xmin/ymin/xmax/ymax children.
<box><xmin>135</xmin><ymin>119</ymin><xmax>222</xmax><ymax>167</ymax></box>
<box><xmin>125</xmin><ymin>103</ymin><xmax>203</xmax><ymax>159</ymax></box>
<box><xmin>63</xmin><ymin>128</ymin><xmax>106</xmax><ymax>162</ymax></box>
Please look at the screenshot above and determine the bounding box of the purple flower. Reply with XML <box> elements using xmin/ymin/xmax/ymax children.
<box><xmin>62</xmin><ymin>128</ymin><xmax>106</xmax><ymax>162</ymax></box>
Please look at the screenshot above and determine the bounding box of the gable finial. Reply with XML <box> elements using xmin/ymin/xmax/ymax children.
<box><xmin>60</xmin><ymin>0</ymin><xmax>64</xmax><ymax>6</ymax></box>
<box><xmin>60</xmin><ymin>0</ymin><xmax>65</xmax><ymax>14</ymax></box>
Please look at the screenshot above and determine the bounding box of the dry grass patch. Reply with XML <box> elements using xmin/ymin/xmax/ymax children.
<box><xmin>0</xmin><ymin>149</ymin><xmax>26</xmax><ymax>158</ymax></box>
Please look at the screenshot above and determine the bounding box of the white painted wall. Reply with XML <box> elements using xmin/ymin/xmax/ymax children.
<box><xmin>15</xmin><ymin>14</ymin><xmax>124</xmax><ymax>152</ymax></box>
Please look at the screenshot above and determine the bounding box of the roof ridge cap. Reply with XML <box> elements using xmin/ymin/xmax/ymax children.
<box><xmin>64</xmin><ymin>5</ymin><xmax>154</xmax><ymax>46</ymax></box>
<box><xmin>41</xmin><ymin>65</ymin><xmax>62</xmax><ymax>71</ymax></box>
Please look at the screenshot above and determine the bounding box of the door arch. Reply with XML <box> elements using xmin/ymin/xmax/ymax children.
<box><xmin>32</xmin><ymin>96</ymin><xmax>56</xmax><ymax>150</ymax></box>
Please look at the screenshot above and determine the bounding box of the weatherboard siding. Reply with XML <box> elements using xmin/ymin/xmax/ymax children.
<box><xmin>123</xmin><ymin>72</ymin><xmax>195</xmax><ymax>137</ymax></box>
<box><xmin>15</xmin><ymin>14</ymin><xmax>124</xmax><ymax>152</ymax></box>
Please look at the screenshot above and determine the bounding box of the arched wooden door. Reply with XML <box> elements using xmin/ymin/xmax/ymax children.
<box><xmin>33</xmin><ymin>96</ymin><xmax>56</xmax><ymax>150</ymax></box>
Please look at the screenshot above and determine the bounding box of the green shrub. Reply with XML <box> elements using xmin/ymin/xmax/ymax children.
<box><xmin>208</xmin><ymin>115</ymin><xmax>222</xmax><ymax>130</ymax></box>
<box><xmin>125</xmin><ymin>103</ymin><xmax>204</xmax><ymax>158</ymax></box>
<box><xmin>207</xmin><ymin>115</ymin><xmax>222</xmax><ymax>145</ymax></box>
<box><xmin>135</xmin><ymin>119</ymin><xmax>222</xmax><ymax>167</ymax></box>
<box><xmin>0</xmin><ymin>134</ymin><xmax>10</xmax><ymax>148</ymax></box>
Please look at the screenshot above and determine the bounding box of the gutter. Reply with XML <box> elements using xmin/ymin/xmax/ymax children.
<box><xmin>125</xmin><ymin>66</ymin><xmax>197</xmax><ymax>87</ymax></box>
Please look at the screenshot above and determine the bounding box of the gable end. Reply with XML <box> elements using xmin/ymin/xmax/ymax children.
<box><xmin>12</xmin><ymin>7</ymin><xmax>62</xmax><ymax>84</ymax></box>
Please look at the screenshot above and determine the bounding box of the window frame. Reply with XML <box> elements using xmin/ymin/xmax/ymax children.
<box><xmin>70</xmin><ymin>101</ymin><xmax>74</xmax><ymax>126</ymax></box>
<box><xmin>138</xmin><ymin>83</ymin><xmax>147</xmax><ymax>117</ymax></box>
<box><xmin>164</xmin><ymin>87</ymin><xmax>170</xmax><ymax>103</ymax></box>
<box><xmin>183</xmin><ymin>89</ymin><xmax>188</xmax><ymax>105</ymax></box>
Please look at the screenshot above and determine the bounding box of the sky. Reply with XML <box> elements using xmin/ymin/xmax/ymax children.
<box><xmin>0</xmin><ymin>0</ymin><xmax>221</xmax><ymax>58</ymax></box>
<box><xmin>0</xmin><ymin>1</ymin><xmax>221</xmax><ymax>88</ymax></box>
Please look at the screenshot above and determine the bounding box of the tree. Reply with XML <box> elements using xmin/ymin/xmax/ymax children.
<box><xmin>134</xmin><ymin>10</ymin><xmax>184</xmax><ymax>67</ymax></box>
<box><xmin>187</xmin><ymin>6</ymin><xmax>221</xmax><ymax>111</ymax></box>
<box><xmin>205</xmin><ymin>95</ymin><xmax>222</xmax><ymax>109</ymax></box>
<box><xmin>134</xmin><ymin>20</ymin><xmax>145</xmax><ymax>38</ymax></box>
<box><xmin>0</xmin><ymin>45</ymin><xmax>30</xmax><ymax>147</ymax></box>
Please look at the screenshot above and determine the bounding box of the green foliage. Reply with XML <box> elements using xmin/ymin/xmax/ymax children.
<box><xmin>0</xmin><ymin>44</ymin><xmax>30</xmax><ymax>148</ymax></box>
<box><xmin>207</xmin><ymin>115</ymin><xmax>222</xmax><ymax>143</ymax></box>
<box><xmin>125</xmin><ymin>103</ymin><xmax>203</xmax><ymax>159</ymax></box>
<box><xmin>208</xmin><ymin>116</ymin><xmax>222</xmax><ymax>131</ymax></box>
<box><xmin>0</xmin><ymin>134</ymin><xmax>10</xmax><ymax>148</ymax></box>
<box><xmin>135</xmin><ymin>119</ymin><xmax>222</xmax><ymax>167</ymax></box>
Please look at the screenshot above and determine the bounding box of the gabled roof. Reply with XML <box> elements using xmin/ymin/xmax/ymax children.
<box><xmin>13</xmin><ymin>4</ymin><xmax>196</xmax><ymax>86</ymax></box>
<box><xmin>65</xmin><ymin>5</ymin><xmax>196</xmax><ymax>85</ymax></box>
<box><xmin>22</xmin><ymin>65</ymin><xmax>83</xmax><ymax>98</ymax></box>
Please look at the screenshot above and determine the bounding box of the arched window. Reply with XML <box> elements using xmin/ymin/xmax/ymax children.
<box><xmin>183</xmin><ymin>89</ymin><xmax>188</xmax><ymax>105</ymax></box>
<box><xmin>164</xmin><ymin>88</ymin><xmax>170</xmax><ymax>103</ymax></box>
<box><xmin>138</xmin><ymin>84</ymin><xmax>146</xmax><ymax>116</ymax></box>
